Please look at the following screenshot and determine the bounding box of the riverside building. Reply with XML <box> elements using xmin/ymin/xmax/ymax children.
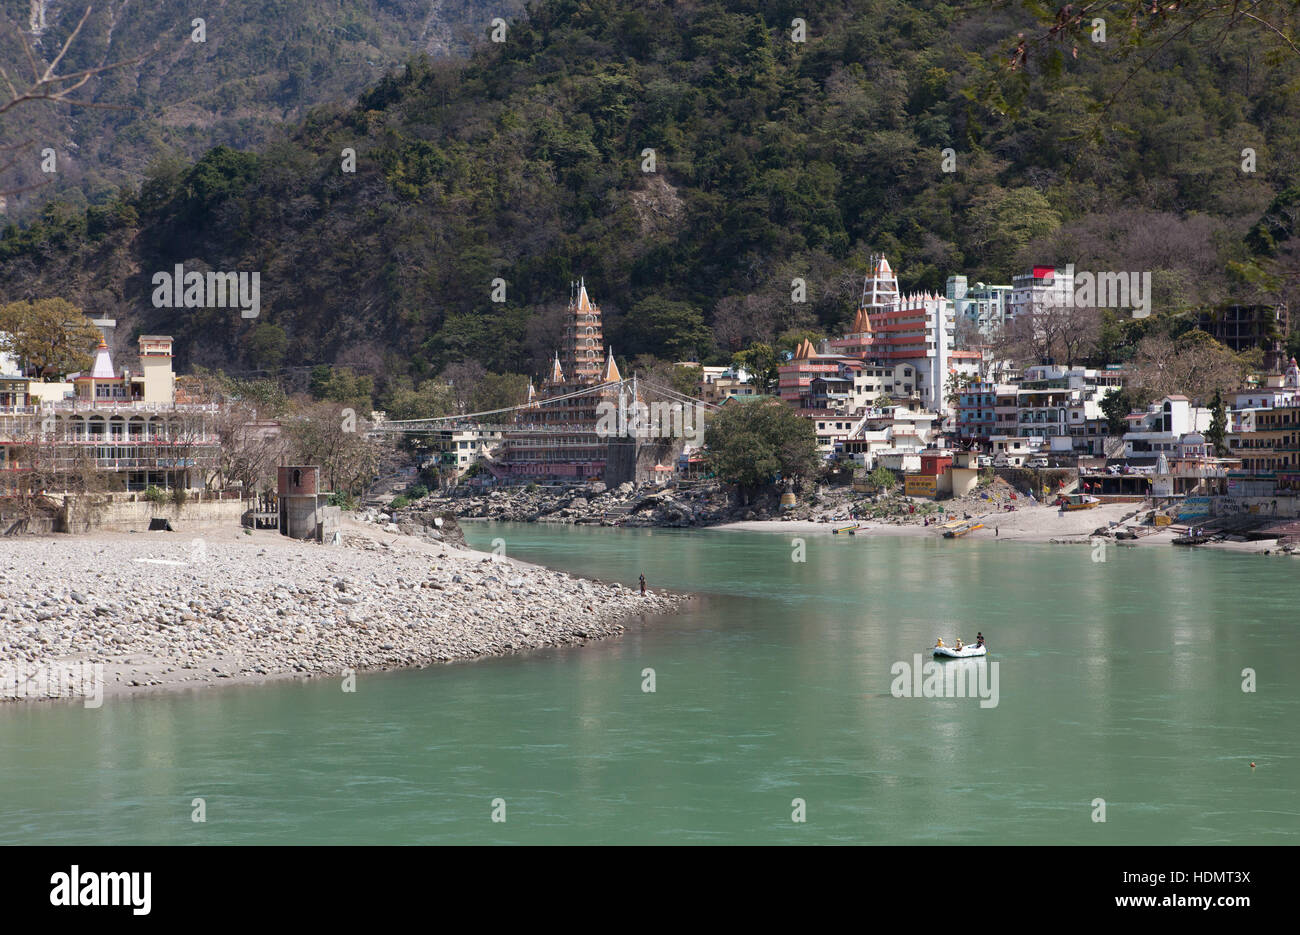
<box><xmin>0</xmin><ymin>334</ymin><xmax>219</xmax><ymax>494</ymax></box>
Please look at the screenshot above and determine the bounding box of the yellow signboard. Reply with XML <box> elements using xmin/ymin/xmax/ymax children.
<box><xmin>905</xmin><ymin>475</ymin><xmax>937</xmax><ymax>497</ymax></box>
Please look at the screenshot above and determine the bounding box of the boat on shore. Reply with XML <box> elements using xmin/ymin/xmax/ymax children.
<box><xmin>933</xmin><ymin>643</ymin><xmax>988</xmax><ymax>658</ymax></box>
<box><xmin>941</xmin><ymin>520</ymin><xmax>984</xmax><ymax>538</ymax></box>
<box><xmin>1058</xmin><ymin>494</ymin><xmax>1101</xmax><ymax>511</ymax></box>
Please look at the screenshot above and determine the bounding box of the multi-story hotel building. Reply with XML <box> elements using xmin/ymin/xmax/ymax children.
<box><xmin>0</xmin><ymin>334</ymin><xmax>220</xmax><ymax>494</ymax></box>
<box><xmin>821</xmin><ymin>256</ymin><xmax>983</xmax><ymax>413</ymax></box>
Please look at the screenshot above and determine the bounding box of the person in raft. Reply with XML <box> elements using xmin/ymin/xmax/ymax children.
<box><xmin>976</xmin><ymin>632</ymin><xmax>985</xmax><ymax>648</ymax></box>
<box><xmin>935</xmin><ymin>637</ymin><xmax>946</xmax><ymax>648</ymax></box>
<box><xmin>954</xmin><ymin>638</ymin><xmax>964</xmax><ymax>651</ymax></box>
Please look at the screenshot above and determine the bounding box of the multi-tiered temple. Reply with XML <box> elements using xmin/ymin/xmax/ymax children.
<box><xmin>493</xmin><ymin>282</ymin><xmax>627</xmax><ymax>483</ymax></box>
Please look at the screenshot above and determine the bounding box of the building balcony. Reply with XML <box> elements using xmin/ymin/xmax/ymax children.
<box><xmin>35</xmin><ymin>400</ymin><xmax>219</xmax><ymax>413</ymax></box>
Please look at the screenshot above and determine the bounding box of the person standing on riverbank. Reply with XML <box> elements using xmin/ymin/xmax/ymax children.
<box><xmin>639</xmin><ymin>573</ymin><xmax>646</xmax><ymax>596</ymax></box>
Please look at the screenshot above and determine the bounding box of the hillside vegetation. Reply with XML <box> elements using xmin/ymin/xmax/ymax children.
<box><xmin>3</xmin><ymin>0</ymin><xmax>1300</xmax><ymax>400</ymax></box>
<box><xmin>0</xmin><ymin>0</ymin><xmax>520</xmax><ymax>218</ymax></box>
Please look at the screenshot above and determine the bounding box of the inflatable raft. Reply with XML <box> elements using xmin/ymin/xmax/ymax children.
<box><xmin>933</xmin><ymin>644</ymin><xmax>988</xmax><ymax>658</ymax></box>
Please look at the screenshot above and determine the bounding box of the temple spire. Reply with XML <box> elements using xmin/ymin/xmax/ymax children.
<box><xmin>601</xmin><ymin>346</ymin><xmax>621</xmax><ymax>382</ymax></box>
<box><xmin>90</xmin><ymin>336</ymin><xmax>116</xmax><ymax>378</ymax></box>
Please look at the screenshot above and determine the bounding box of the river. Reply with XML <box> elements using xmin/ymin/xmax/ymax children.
<box><xmin>1</xmin><ymin>523</ymin><xmax>1295</xmax><ymax>844</ymax></box>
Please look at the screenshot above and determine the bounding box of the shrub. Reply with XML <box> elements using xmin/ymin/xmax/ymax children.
<box><xmin>525</xmin><ymin>482</ymin><xmax>538</xmax><ymax>493</ymax></box>
<box><xmin>171</xmin><ymin>487</ymin><xmax>189</xmax><ymax>506</ymax></box>
<box><xmin>407</xmin><ymin>483</ymin><xmax>428</xmax><ymax>499</ymax></box>
<box><xmin>327</xmin><ymin>491</ymin><xmax>356</xmax><ymax>509</ymax></box>
<box><xmin>389</xmin><ymin>495</ymin><xmax>410</xmax><ymax>510</ymax></box>
<box><xmin>868</xmin><ymin>465</ymin><xmax>897</xmax><ymax>491</ymax></box>
<box><xmin>143</xmin><ymin>486</ymin><xmax>167</xmax><ymax>504</ymax></box>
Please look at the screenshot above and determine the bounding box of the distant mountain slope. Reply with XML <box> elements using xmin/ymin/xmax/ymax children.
<box><xmin>0</xmin><ymin>0</ymin><xmax>523</xmax><ymax>217</ymax></box>
<box><xmin>2</xmin><ymin>0</ymin><xmax>1299</xmax><ymax>388</ymax></box>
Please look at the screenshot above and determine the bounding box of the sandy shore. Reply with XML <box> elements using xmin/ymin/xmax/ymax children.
<box><xmin>0</xmin><ymin>518</ymin><xmax>685</xmax><ymax>706</ymax></box>
<box><xmin>715</xmin><ymin>501</ymin><xmax>1289</xmax><ymax>553</ymax></box>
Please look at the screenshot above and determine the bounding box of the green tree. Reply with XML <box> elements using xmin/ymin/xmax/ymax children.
<box><xmin>1207</xmin><ymin>389</ymin><xmax>1228</xmax><ymax>456</ymax></box>
<box><xmin>776</xmin><ymin>328</ymin><xmax>825</xmax><ymax>356</ymax></box>
<box><xmin>243</xmin><ymin>323</ymin><xmax>288</xmax><ymax>371</ymax></box>
<box><xmin>230</xmin><ymin>377</ymin><xmax>289</xmax><ymax>415</ymax></box>
<box><xmin>869</xmin><ymin>465</ymin><xmax>897</xmax><ymax>492</ymax></box>
<box><xmin>1100</xmin><ymin>387</ymin><xmax>1138</xmax><ymax>435</ymax></box>
<box><xmin>309</xmin><ymin>366</ymin><xmax>375</xmax><ymax>409</ymax></box>
<box><xmin>0</xmin><ymin>298</ymin><xmax>101</xmax><ymax>379</ymax></box>
<box><xmin>384</xmin><ymin>380</ymin><xmax>454</xmax><ymax>421</ymax></box>
<box><xmin>631</xmin><ymin>356</ymin><xmax>703</xmax><ymax>399</ymax></box>
<box><xmin>968</xmin><ymin>187</ymin><xmax>1061</xmax><ymax>275</ymax></box>
<box><xmin>945</xmin><ymin>370</ymin><xmax>977</xmax><ymax>409</ymax></box>
<box><xmin>704</xmin><ymin>399</ymin><xmax>819</xmax><ymax>500</ymax></box>
<box><xmin>622</xmin><ymin>297</ymin><xmax>711</xmax><ymax>361</ymax></box>
<box><xmin>731</xmin><ymin>343</ymin><xmax>780</xmax><ymax>394</ymax></box>
<box><xmin>470</xmin><ymin>372</ymin><xmax>530</xmax><ymax>413</ymax></box>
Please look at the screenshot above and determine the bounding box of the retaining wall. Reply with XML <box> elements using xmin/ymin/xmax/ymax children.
<box><xmin>58</xmin><ymin>497</ymin><xmax>248</xmax><ymax>534</ymax></box>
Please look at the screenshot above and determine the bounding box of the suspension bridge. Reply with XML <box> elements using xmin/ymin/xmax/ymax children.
<box><xmin>368</xmin><ymin>376</ymin><xmax>721</xmax><ymax>436</ymax></box>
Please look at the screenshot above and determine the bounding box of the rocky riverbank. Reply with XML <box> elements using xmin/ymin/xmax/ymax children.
<box><xmin>397</xmin><ymin>476</ymin><xmax>1037</xmax><ymax>530</ymax></box>
<box><xmin>0</xmin><ymin>519</ymin><xmax>684</xmax><ymax>704</ymax></box>
<box><xmin>410</xmin><ymin>479</ymin><xmax>829</xmax><ymax>528</ymax></box>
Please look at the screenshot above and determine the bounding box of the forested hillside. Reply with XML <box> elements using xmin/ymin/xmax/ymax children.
<box><xmin>0</xmin><ymin>0</ymin><xmax>520</xmax><ymax>217</ymax></box>
<box><xmin>3</xmin><ymin>0</ymin><xmax>1300</xmax><ymax>397</ymax></box>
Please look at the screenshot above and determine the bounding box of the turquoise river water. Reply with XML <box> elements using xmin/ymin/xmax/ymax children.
<box><xmin>0</xmin><ymin>522</ymin><xmax>1296</xmax><ymax>844</ymax></box>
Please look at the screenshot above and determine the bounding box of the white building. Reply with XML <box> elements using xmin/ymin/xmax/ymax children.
<box><xmin>989</xmin><ymin>435</ymin><xmax>1040</xmax><ymax>467</ymax></box>
<box><xmin>947</xmin><ymin>276</ymin><xmax>1013</xmax><ymax>337</ymax></box>
<box><xmin>1009</xmin><ymin>266</ymin><xmax>1075</xmax><ymax>323</ymax></box>
<box><xmin>1015</xmin><ymin>364</ymin><xmax>1124</xmax><ymax>445</ymax></box>
<box><xmin>1229</xmin><ymin>357</ymin><xmax>1300</xmax><ymax>431</ymax></box>
<box><xmin>1122</xmin><ymin>396</ymin><xmax>1213</xmax><ymax>460</ymax></box>
<box><xmin>838</xmin><ymin>407</ymin><xmax>939</xmax><ymax>468</ymax></box>
<box><xmin>433</xmin><ymin>426</ymin><xmax>503</xmax><ymax>470</ymax></box>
